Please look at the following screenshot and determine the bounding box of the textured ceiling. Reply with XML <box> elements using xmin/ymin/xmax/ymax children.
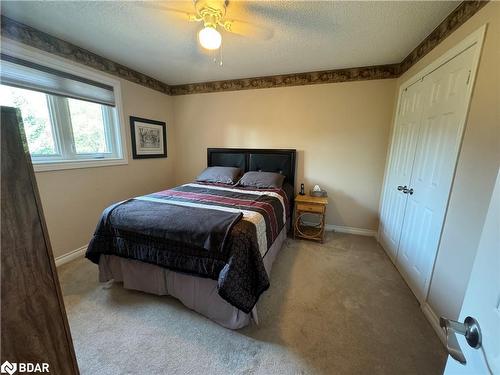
<box><xmin>1</xmin><ymin>1</ymin><xmax>459</xmax><ymax>85</ymax></box>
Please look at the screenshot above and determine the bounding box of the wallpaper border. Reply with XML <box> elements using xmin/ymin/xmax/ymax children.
<box><xmin>0</xmin><ymin>1</ymin><xmax>489</xmax><ymax>96</ymax></box>
<box><xmin>169</xmin><ymin>64</ymin><xmax>400</xmax><ymax>95</ymax></box>
<box><xmin>398</xmin><ymin>0</ymin><xmax>489</xmax><ymax>74</ymax></box>
<box><xmin>0</xmin><ymin>15</ymin><xmax>171</xmax><ymax>95</ymax></box>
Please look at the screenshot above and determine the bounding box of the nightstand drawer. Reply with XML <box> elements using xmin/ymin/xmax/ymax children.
<box><xmin>296</xmin><ymin>203</ymin><xmax>325</xmax><ymax>214</ymax></box>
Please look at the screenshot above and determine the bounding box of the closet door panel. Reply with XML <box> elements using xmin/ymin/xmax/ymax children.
<box><xmin>396</xmin><ymin>46</ymin><xmax>476</xmax><ymax>301</ymax></box>
<box><xmin>379</xmin><ymin>82</ymin><xmax>424</xmax><ymax>261</ymax></box>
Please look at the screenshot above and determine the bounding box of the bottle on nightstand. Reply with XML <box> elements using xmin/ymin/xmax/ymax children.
<box><xmin>299</xmin><ymin>183</ymin><xmax>305</xmax><ymax>195</ymax></box>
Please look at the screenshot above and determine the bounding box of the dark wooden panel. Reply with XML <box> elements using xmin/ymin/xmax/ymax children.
<box><xmin>1</xmin><ymin>107</ymin><xmax>79</xmax><ymax>374</ymax></box>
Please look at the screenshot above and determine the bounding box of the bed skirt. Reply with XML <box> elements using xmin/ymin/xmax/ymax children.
<box><xmin>98</xmin><ymin>225</ymin><xmax>287</xmax><ymax>329</ymax></box>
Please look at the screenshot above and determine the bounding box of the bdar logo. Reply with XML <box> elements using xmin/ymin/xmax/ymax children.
<box><xmin>0</xmin><ymin>361</ymin><xmax>17</xmax><ymax>375</ymax></box>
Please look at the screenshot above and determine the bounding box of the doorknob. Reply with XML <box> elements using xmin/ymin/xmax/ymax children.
<box><xmin>439</xmin><ymin>316</ymin><xmax>482</xmax><ymax>365</ymax></box>
<box><xmin>397</xmin><ymin>185</ymin><xmax>406</xmax><ymax>191</ymax></box>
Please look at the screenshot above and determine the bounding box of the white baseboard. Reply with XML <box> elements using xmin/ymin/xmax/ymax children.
<box><xmin>326</xmin><ymin>224</ymin><xmax>377</xmax><ymax>237</ymax></box>
<box><xmin>301</xmin><ymin>220</ymin><xmax>377</xmax><ymax>237</ymax></box>
<box><xmin>55</xmin><ymin>244</ymin><xmax>87</xmax><ymax>267</ymax></box>
<box><xmin>421</xmin><ymin>302</ymin><xmax>446</xmax><ymax>346</ymax></box>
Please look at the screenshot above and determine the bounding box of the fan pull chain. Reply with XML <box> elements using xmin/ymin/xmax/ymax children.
<box><xmin>219</xmin><ymin>41</ymin><xmax>223</xmax><ymax>67</ymax></box>
<box><xmin>207</xmin><ymin>42</ymin><xmax>223</xmax><ymax>67</ymax></box>
<box><xmin>211</xmin><ymin>42</ymin><xmax>223</xmax><ymax>67</ymax></box>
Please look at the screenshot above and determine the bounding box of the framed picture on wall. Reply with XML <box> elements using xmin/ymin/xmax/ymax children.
<box><xmin>130</xmin><ymin>116</ymin><xmax>167</xmax><ymax>159</ymax></box>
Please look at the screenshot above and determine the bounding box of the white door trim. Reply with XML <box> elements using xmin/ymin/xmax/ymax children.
<box><xmin>421</xmin><ymin>302</ymin><xmax>446</xmax><ymax>346</ymax></box>
<box><xmin>377</xmin><ymin>24</ymin><xmax>487</xmax><ymax>298</ymax></box>
<box><xmin>398</xmin><ymin>24</ymin><xmax>486</xmax><ymax>94</ymax></box>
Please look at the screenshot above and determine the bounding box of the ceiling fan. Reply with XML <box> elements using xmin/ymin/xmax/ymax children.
<box><xmin>143</xmin><ymin>0</ymin><xmax>273</xmax><ymax>50</ymax></box>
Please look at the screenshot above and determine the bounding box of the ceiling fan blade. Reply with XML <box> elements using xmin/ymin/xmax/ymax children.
<box><xmin>137</xmin><ymin>2</ymin><xmax>199</xmax><ymax>21</ymax></box>
<box><xmin>223</xmin><ymin>19</ymin><xmax>274</xmax><ymax>40</ymax></box>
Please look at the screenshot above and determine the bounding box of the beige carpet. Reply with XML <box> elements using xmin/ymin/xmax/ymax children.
<box><xmin>58</xmin><ymin>233</ymin><xmax>446</xmax><ymax>375</ymax></box>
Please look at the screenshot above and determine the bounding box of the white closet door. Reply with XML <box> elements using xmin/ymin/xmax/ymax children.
<box><xmin>396</xmin><ymin>46</ymin><xmax>476</xmax><ymax>302</ymax></box>
<box><xmin>379</xmin><ymin>81</ymin><xmax>425</xmax><ymax>261</ymax></box>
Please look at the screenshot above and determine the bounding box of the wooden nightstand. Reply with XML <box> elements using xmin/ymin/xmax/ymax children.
<box><xmin>294</xmin><ymin>194</ymin><xmax>329</xmax><ymax>243</ymax></box>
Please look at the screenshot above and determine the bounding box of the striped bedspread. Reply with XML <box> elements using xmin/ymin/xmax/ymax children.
<box><xmin>86</xmin><ymin>182</ymin><xmax>288</xmax><ymax>313</ymax></box>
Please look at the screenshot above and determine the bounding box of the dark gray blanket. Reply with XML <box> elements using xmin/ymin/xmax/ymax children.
<box><xmin>97</xmin><ymin>198</ymin><xmax>242</xmax><ymax>253</ymax></box>
<box><xmin>86</xmin><ymin>183</ymin><xmax>287</xmax><ymax>313</ymax></box>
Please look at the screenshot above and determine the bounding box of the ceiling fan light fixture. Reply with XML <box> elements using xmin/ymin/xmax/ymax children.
<box><xmin>198</xmin><ymin>26</ymin><xmax>222</xmax><ymax>50</ymax></box>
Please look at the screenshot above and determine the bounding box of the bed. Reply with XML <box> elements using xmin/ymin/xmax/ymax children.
<box><xmin>86</xmin><ymin>148</ymin><xmax>296</xmax><ymax>329</ymax></box>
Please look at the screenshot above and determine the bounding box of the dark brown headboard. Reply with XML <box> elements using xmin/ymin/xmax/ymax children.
<box><xmin>207</xmin><ymin>147</ymin><xmax>297</xmax><ymax>190</ymax></box>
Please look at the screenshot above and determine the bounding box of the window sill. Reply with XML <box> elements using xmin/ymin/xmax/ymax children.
<box><xmin>33</xmin><ymin>157</ymin><xmax>128</xmax><ymax>172</ymax></box>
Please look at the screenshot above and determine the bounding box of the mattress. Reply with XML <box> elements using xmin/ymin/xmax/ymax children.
<box><xmin>98</xmin><ymin>224</ymin><xmax>287</xmax><ymax>329</ymax></box>
<box><xmin>87</xmin><ymin>182</ymin><xmax>290</xmax><ymax>313</ymax></box>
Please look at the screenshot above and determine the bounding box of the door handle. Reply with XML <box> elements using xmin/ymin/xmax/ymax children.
<box><xmin>402</xmin><ymin>187</ymin><xmax>414</xmax><ymax>195</ymax></box>
<box><xmin>439</xmin><ymin>316</ymin><xmax>482</xmax><ymax>365</ymax></box>
<box><xmin>397</xmin><ymin>185</ymin><xmax>406</xmax><ymax>191</ymax></box>
<box><xmin>403</xmin><ymin>186</ymin><xmax>413</xmax><ymax>195</ymax></box>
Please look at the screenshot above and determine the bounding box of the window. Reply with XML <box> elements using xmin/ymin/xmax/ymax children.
<box><xmin>0</xmin><ymin>54</ymin><xmax>126</xmax><ymax>171</ymax></box>
<box><xmin>0</xmin><ymin>85</ymin><xmax>56</xmax><ymax>156</ymax></box>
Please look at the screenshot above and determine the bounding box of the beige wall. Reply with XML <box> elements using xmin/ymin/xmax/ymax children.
<box><xmin>39</xmin><ymin>72</ymin><xmax>396</xmax><ymax>259</ymax></box>
<box><xmin>172</xmin><ymin>79</ymin><xmax>397</xmax><ymax>231</ymax></box>
<box><xmin>36</xmin><ymin>78</ymin><xmax>175</xmax><ymax>258</ymax></box>
<box><xmin>396</xmin><ymin>3</ymin><xmax>500</xmax><ymax>320</ymax></box>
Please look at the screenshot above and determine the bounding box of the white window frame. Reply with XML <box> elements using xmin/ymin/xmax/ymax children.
<box><xmin>1</xmin><ymin>39</ymin><xmax>129</xmax><ymax>172</ymax></box>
